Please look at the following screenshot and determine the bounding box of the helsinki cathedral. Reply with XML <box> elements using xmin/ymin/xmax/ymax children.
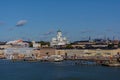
<box><xmin>50</xmin><ymin>30</ymin><xmax>69</xmax><ymax>47</ymax></box>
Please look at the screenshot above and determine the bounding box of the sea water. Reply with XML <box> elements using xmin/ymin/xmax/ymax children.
<box><xmin>0</xmin><ymin>60</ymin><xmax>120</xmax><ymax>80</ymax></box>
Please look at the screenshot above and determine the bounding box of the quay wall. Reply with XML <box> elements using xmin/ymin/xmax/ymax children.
<box><xmin>55</xmin><ymin>49</ymin><xmax>120</xmax><ymax>57</ymax></box>
<box><xmin>1</xmin><ymin>48</ymin><xmax>120</xmax><ymax>59</ymax></box>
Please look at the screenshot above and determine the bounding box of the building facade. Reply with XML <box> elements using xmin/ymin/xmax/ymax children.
<box><xmin>4</xmin><ymin>48</ymin><xmax>34</xmax><ymax>59</ymax></box>
<box><xmin>32</xmin><ymin>41</ymin><xmax>41</xmax><ymax>48</ymax></box>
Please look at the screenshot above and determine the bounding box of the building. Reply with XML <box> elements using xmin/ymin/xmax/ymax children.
<box><xmin>4</xmin><ymin>40</ymin><xmax>32</xmax><ymax>59</ymax></box>
<box><xmin>32</xmin><ymin>41</ymin><xmax>41</xmax><ymax>48</ymax></box>
<box><xmin>50</xmin><ymin>30</ymin><xmax>69</xmax><ymax>47</ymax></box>
<box><xmin>71</xmin><ymin>40</ymin><xmax>94</xmax><ymax>48</ymax></box>
<box><xmin>6</xmin><ymin>39</ymin><xmax>29</xmax><ymax>48</ymax></box>
<box><xmin>4</xmin><ymin>48</ymin><xmax>34</xmax><ymax>59</ymax></box>
<box><xmin>55</xmin><ymin>49</ymin><xmax>120</xmax><ymax>59</ymax></box>
<box><xmin>40</xmin><ymin>48</ymin><xmax>56</xmax><ymax>56</ymax></box>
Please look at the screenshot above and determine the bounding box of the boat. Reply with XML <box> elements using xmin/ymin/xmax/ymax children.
<box><xmin>24</xmin><ymin>57</ymin><xmax>37</xmax><ymax>62</ymax></box>
<box><xmin>102</xmin><ymin>63</ymin><xmax>120</xmax><ymax>67</ymax></box>
<box><xmin>48</xmin><ymin>55</ymin><xmax>64</xmax><ymax>62</ymax></box>
<box><xmin>101</xmin><ymin>60</ymin><xmax>120</xmax><ymax>67</ymax></box>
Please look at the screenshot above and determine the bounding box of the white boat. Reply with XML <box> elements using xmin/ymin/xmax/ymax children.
<box><xmin>48</xmin><ymin>55</ymin><xmax>64</xmax><ymax>62</ymax></box>
<box><xmin>102</xmin><ymin>61</ymin><xmax>120</xmax><ymax>67</ymax></box>
<box><xmin>103</xmin><ymin>63</ymin><xmax>120</xmax><ymax>67</ymax></box>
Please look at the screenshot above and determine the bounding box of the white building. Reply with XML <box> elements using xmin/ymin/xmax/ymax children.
<box><xmin>50</xmin><ymin>30</ymin><xmax>69</xmax><ymax>47</ymax></box>
<box><xmin>32</xmin><ymin>41</ymin><xmax>41</xmax><ymax>48</ymax></box>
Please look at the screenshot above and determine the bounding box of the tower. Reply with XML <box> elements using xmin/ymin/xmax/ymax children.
<box><xmin>57</xmin><ymin>30</ymin><xmax>62</xmax><ymax>41</ymax></box>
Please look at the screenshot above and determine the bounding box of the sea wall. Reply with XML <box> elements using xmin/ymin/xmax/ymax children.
<box><xmin>55</xmin><ymin>49</ymin><xmax>120</xmax><ymax>57</ymax></box>
<box><xmin>0</xmin><ymin>48</ymin><xmax>120</xmax><ymax>59</ymax></box>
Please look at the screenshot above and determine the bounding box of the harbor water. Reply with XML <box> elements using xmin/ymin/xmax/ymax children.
<box><xmin>0</xmin><ymin>60</ymin><xmax>120</xmax><ymax>80</ymax></box>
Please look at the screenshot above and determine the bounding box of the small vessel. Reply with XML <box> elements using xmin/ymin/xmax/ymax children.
<box><xmin>24</xmin><ymin>57</ymin><xmax>36</xmax><ymax>62</ymax></box>
<box><xmin>102</xmin><ymin>63</ymin><xmax>120</xmax><ymax>67</ymax></box>
<box><xmin>48</xmin><ymin>55</ymin><xmax>64</xmax><ymax>62</ymax></box>
<box><xmin>102</xmin><ymin>60</ymin><xmax>120</xmax><ymax>67</ymax></box>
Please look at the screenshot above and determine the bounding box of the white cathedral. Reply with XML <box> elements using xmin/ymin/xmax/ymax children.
<box><xmin>50</xmin><ymin>30</ymin><xmax>69</xmax><ymax>47</ymax></box>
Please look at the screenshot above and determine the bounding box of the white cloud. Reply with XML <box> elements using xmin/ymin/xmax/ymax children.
<box><xmin>16</xmin><ymin>20</ymin><xmax>27</xmax><ymax>26</ymax></box>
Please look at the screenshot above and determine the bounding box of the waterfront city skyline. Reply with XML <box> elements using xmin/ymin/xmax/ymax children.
<box><xmin>0</xmin><ymin>0</ymin><xmax>120</xmax><ymax>41</ymax></box>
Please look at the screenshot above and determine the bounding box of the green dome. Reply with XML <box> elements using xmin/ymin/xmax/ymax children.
<box><xmin>57</xmin><ymin>29</ymin><xmax>61</xmax><ymax>32</ymax></box>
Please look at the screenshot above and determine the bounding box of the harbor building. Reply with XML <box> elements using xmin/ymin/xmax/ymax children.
<box><xmin>32</xmin><ymin>41</ymin><xmax>41</xmax><ymax>48</ymax></box>
<box><xmin>6</xmin><ymin>39</ymin><xmax>29</xmax><ymax>48</ymax></box>
<box><xmin>4</xmin><ymin>48</ymin><xmax>34</xmax><ymax>59</ymax></box>
<box><xmin>50</xmin><ymin>30</ymin><xmax>69</xmax><ymax>47</ymax></box>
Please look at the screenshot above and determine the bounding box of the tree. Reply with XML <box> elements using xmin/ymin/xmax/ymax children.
<box><xmin>29</xmin><ymin>42</ymin><xmax>33</xmax><ymax>47</ymax></box>
<box><xmin>65</xmin><ymin>44</ymin><xmax>73</xmax><ymax>49</ymax></box>
<box><xmin>108</xmin><ymin>43</ymin><xmax>114</xmax><ymax>49</ymax></box>
<box><xmin>118</xmin><ymin>42</ymin><xmax>120</xmax><ymax>48</ymax></box>
<box><xmin>38</xmin><ymin>41</ymin><xmax>50</xmax><ymax>46</ymax></box>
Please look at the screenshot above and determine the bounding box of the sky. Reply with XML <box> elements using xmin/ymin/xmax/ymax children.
<box><xmin>0</xmin><ymin>0</ymin><xmax>120</xmax><ymax>41</ymax></box>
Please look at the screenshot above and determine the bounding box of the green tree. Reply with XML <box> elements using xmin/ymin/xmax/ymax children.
<box><xmin>108</xmin><ymin>43</ymin><xmax>114</xmax><ymax>49</ymax></box>
<box><xmin>29</xmin><ymin>42</ymin><xmax>33</xmax><ymax>47</ymax></box>
<box><xmin>118</xmin><ymin>42</ymin><xmax>120</xmax><ymax>48</ymax></box>
<box><xmin>39</xmin><ymin>41</ymin><xmax>50</xmax><ymax>46</ymax></box>
<box><xmin>65</xmin><ymin>44</ymin><xmax>73</xmax><ymax>49</ymax></box>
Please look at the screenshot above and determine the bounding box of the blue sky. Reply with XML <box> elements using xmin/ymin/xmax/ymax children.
<box><xmin>0</xmin><ymin>0</ymin><xmax>120</xmax><ymax>41</ymax></box>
